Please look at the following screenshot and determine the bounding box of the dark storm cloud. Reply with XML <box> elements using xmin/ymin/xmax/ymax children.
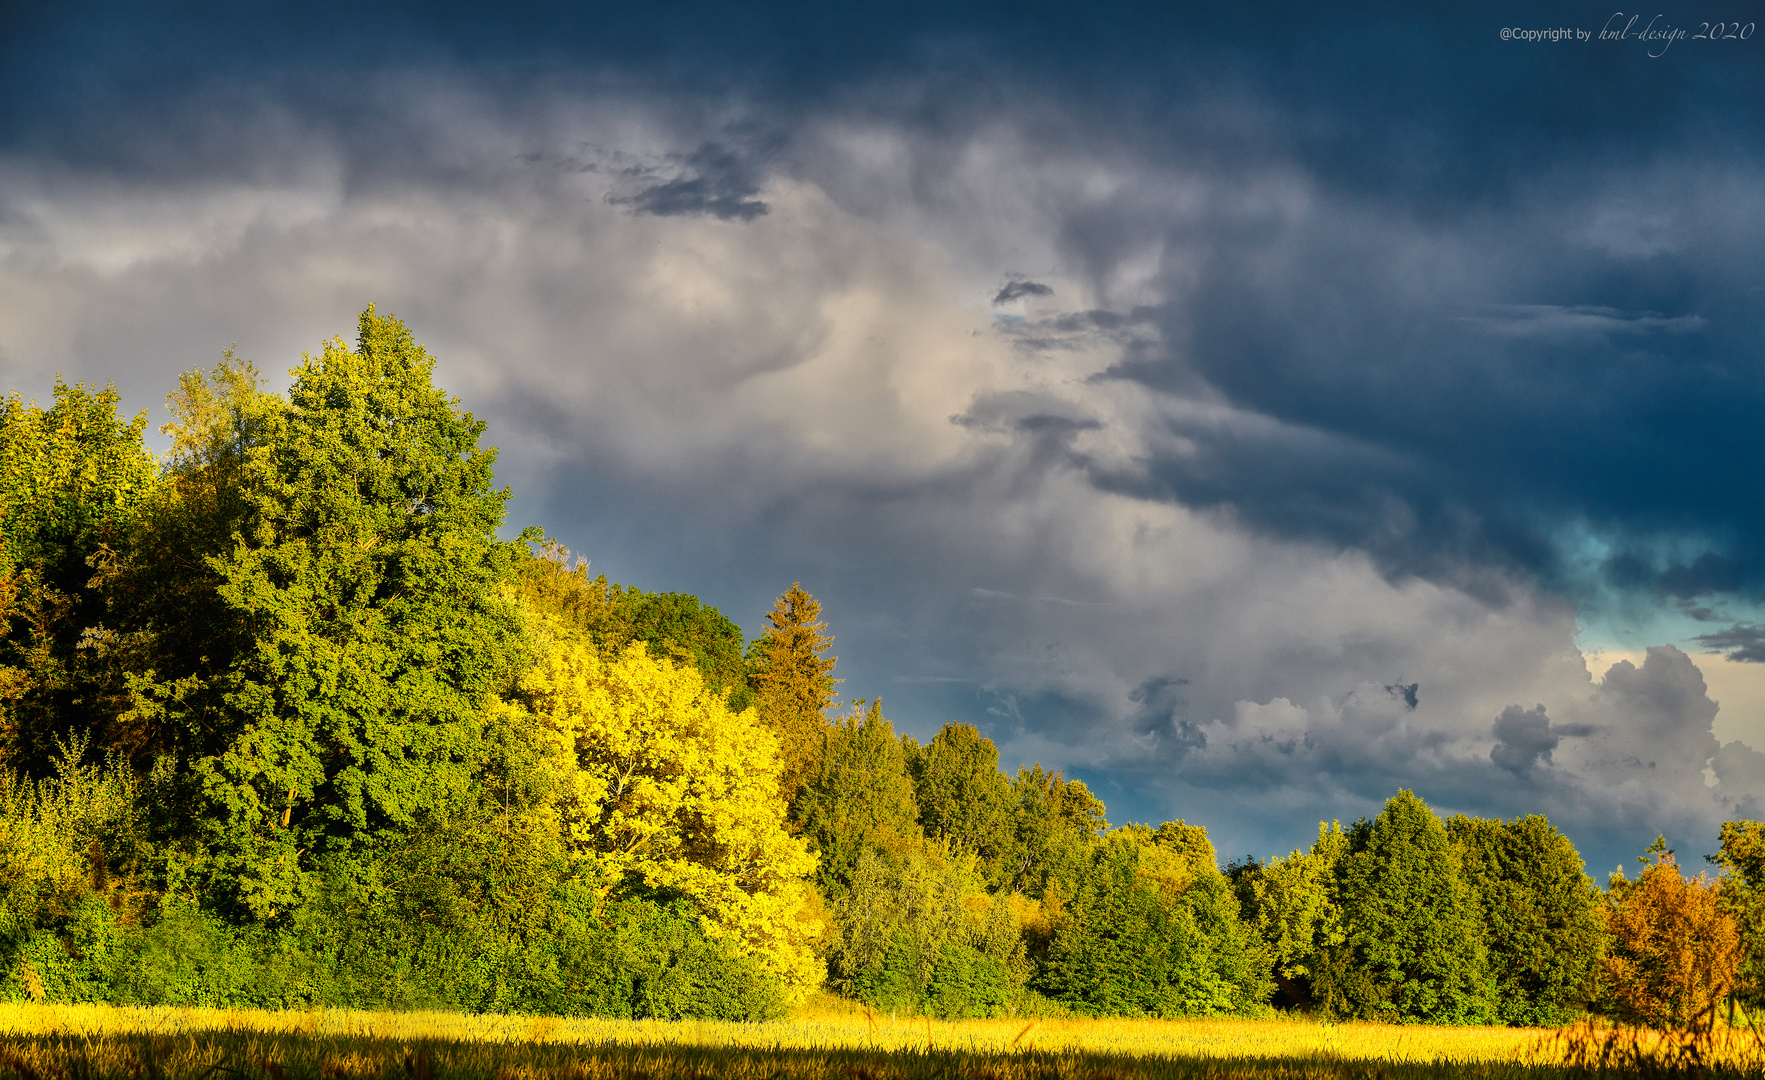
<box><xmin>1489</xmin><ymin>703</ymin><xmax>1594</xmax><ymax>774</ymax></box>
<box><xmin>611</xmin><ymin>143</ymin><xmax>769</xmax><ymax>222</ymax></box>
<box><xmin>993</xmin><ymin>280</ymin><xmax>1053</xmax><ymax>304</ymax></box>
<box><xmin>1694</xmin><ymin>623</ymin><xmax>1765</xmax><ymax>663</ymax></box>
<box><xmin>1080</xmin><ymin>183</ymin><xmax>1765</xmax><ymax>594</ymax></box>
<box><xmin>1658</xmin><ymin>554</ymin><xmax>1746</xmax><ymax>599</ymax></box>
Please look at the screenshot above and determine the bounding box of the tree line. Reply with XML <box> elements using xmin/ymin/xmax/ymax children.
<box><xmin>2</xmin><ymin>308</ymin><xmax>1762</xmax><ymax>1025</ymax></box>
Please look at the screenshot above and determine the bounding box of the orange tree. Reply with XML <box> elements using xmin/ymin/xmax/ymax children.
<box><xmin>1601</xmin><ymin>842</ymin><xmax>1741</xmax><ymax>1028</ymax></box>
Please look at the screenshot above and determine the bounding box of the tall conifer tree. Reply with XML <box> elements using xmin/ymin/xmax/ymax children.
<box><xmin>749</xmin><ymin>583</ymin><xmax>839</xmax><ymax>803</ymax></box>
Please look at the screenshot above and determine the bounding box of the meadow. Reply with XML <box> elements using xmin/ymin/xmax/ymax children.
<box><xmin>3</xmin><ymin>1000</ymin><xmax>1760</xmax><ymax>1080</ymax></box>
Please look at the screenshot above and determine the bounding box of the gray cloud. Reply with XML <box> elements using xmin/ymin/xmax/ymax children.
<box><xmin>1489</xmin><ymin>703</ymin><xmax>1594</xmax><ymax>774</ymax></box>
<box><xmin>1458</xmin><ymin>304</ymin><xmax>1706</xmax><ymax>340</ymax></box>
<box><xmin>1491</xmin><ymin>705</ymin><xmax>1557</xmax><ymax>774</ymax></box>
<box><xmin>1694</xmin><ymin>623</ymin><xmax>1765</xmax><ymax>663</ymax></box>
<box><xmin>1658</xmin><ymin>554</ymin><xmax>1745</xmax><ymax>599</ymax></box>
<box><xmin>611</xmin><ymin>143</ymin><xmax>770</xmax><ymax>221</ymax></box>
<box><xmin>993</xmin><ymin>280</ymin><xmax>1053</xmax><ymax>304</ymax></box>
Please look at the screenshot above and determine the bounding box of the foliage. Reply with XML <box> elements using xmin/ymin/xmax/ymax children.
<box><xmin>509</xmin><ymin>619</ymin><xmax>822</xmax><ymax>999</ymax></box>
<box><xmin>748</xmin><ymin>583</ymin><xmax>839</xmax><ymax>803</ymax></box>
<box><xmin>1601</xmin><ymin>847</ymin><xmax>1740</xmax><ymax>1028</ymax></box>
<box><xmin>1714</xmin><ymin>819</ymin><xmax>1765</xmax><ymax>1007</ymax></box>
<box><xmin>514</xmin><ymin>540</ymin><xmax>750</xmax><ymax>707</ymax></box>
<box><xmin>909</xmin><ymin>723</ymin><xmax>1014</xmax><ymax>869</ymax></box>
<box><xmin>796</xmin><ymin>701</ymin><xmax>923</xmax><ymax>897</ymax></box>
<box><xmin>1314</xmin><ymin>791</ymin><xmax>1490</xmax><ymax>1024</ymax></box>
<box><xmin>828</xmin><ymin>846</ymin><xmax>1024</xmax><ymax>1018</ymax></box>
<box><xmin>0</xmin><ymin>381</ymin><xmax>158</xmax><ymax>771</ymax></box>
<box><xmin>116</xmin><ymin>311</ymin><xmax>527</xmax><ymax>921</ymax></box>
<box><xmin>996</xmin><ymin>764</ymin><xmax>1108</xmax><ymax>898</ymax></box>
<box><xmin>93</xmin><ymin>354</ymin><xmax>280</xmax><ymax>774</ymax></box>
<box><xmin>1447</xmin><ymin>813</ymin><xmax>1605</xmax><ymax>1025</ymax></box>
<box><xmin>1036</xmin><ymin>826</ymin><xmax>1272</xmax><ymax>1018</ymax></box>
<box><xmin>0</xmin><ymin>736</ymin><xmax>162</xmax><ymax>1005</ymax></box>
<box><xmin>1244</xmin><ymin>823</ymin><xmax>1347</xmax><ymax>989</ymax></box>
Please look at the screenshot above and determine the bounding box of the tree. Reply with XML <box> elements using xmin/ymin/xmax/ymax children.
<box><xmin>1447</xmin><ymin>814</ymin><xmax>1605</xmax><ymax>1025</ymax></box>
<box><xmin>1244</xmin><ymin>822</ymin><xmax>1349</xmax><ymax>1006</ymax></box>
<box><xmin>1317</xmin><ymin>790</ymin><xmax>1490</xmax><ymax>1023</ymax></box>
<box><xmin>515</xmin><ymin>540</ymin><xmax>750</xmax><ymax>706</ymax></box>
<box><xmin>0</xmin><ymin>381</ymin><xmax>157</xmax><ymax>770</ymax></box>
<box><xmin>509</xmin><ymin>620</ymin><xmax>822</xmax><ymax>1000</ymax></box>
<box><xmin>997</xmin><ymin>764</ymin><xmax>1108</xmax><ymax>897</ymax></box>
<box><xmin>827</xmin><ymin>845</ymin><xmax>1024</xmax><ymax>1018</ymax></box>
<box><xmin>98</xmin><ymin>353</ymin><xmax>279</xmax><ymax>769</ymax></box>
<box><xmin>795</xmin><ymin>701</ymin><xmax>922</xmax><ymax>896</ymax></box>
<box><xmin>909</xmin><ymin>723</ymin><xmax>1012</xmax><ymax>867</ymax></box>
<box><xmin>1602</xmin><ymin>845</ymin><xmax>1741</xmax><ymax>1028</ymax></box>
<box><xmin>156</xmin><ymin>308</ymin><xmax>526</xmax><ymax>919</ymax></box>
<box><xmin>1714</xmin><ymin>819</ymin><xmax>1765</xmax><ymax>1006</ymax></box>
<box><xmin>748</xmin><ymin>583</ymin><xmax>839</xmax><ymax>803</ymax></box>
<box><xmin>1035</xmin><ymin>826</ymin><xmax>1272</xmax><ymax>1017</ymax></box>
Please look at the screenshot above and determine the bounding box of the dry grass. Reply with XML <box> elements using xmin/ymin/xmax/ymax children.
<box><xmin>0</xmin><ymin>1001</ymin><xmax>1759</xmax><ymax>1079</ymax></box>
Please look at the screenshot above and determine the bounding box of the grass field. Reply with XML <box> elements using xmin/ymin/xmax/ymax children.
<box><xmin>0</xmin><ymin>1001</ymin><xmax>1760</xmax><ymax>1079</ymax></box>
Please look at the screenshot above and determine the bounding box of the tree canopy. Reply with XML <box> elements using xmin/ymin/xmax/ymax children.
<box><xmin>1</xmin><ymin>308</ymin><xmax>1755</xmax><ymax>1026</ymax></box>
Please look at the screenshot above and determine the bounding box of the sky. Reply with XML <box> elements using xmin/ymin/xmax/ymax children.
<box><xmin>3</xmin><ymin>0</ymin><xmax>1763</xmax><ymax>875</ymax></box>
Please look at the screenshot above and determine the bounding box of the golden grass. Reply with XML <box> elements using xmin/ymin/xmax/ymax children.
<box><xmin>0</xmin><ymin>1001</ymin><xmax>1759</xmax><ymax>1079</ymax></box>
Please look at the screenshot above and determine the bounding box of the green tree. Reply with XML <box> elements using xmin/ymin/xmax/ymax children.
<box><xmin>1447</xmin><ymin>814</ymin><xmax>1605</xmax><ymax>1025</ymax></box>
<box><xmin>0</xmin><ymin>381</ymin><xmax>157</xmax><ymax>769</ymax></box>
<box><xmin>98</xmin><ymin>354</ymin><xmax>279</xmax><ymax>770</ymax></box>
<box><xmin>1715</xmin><ymin>819</ymin><xmax>1765</xmax><ymax>1006</ymax></box>
<box><xmin>996</xmin><ymin>764</ymin><xmax>1107</xmax><ymax>896</ymax></box>
<box><xmin>748</xmin><ymin>584</ymin><xmax>839</xmax><ymax>803</ymax></box>
<box><xmin>1035</xmin><ymin>826</ymin><xmax>1272</xmax><ymax>1017</ymax></box>
<box><xmin>1316</xmin><ymin>790</ymin><xmax>1490</xmax><ymax>1023</ymax></box>
<box><xmin>1238</xmin><ymin>822</ymin><xmax>1349</xmax><ymax>1008</ymax></box>
<box><xmin>795</xmin><ymin>701</ymin><xmax>921</xmax><ymax>896</ymax></box>
<box><xmin>909</xmin><ymin>723</ymin><xmax>1013</xmax><ymax>868</ymax></box>
<box><xmin>161</xmin><ymin>308</ymin><xmax>525</xmax><ymax>920</ymax></box>
<box><xmin>828</xmin><ymin>845</ymin><xmax>1024</xmax><ymax>1018</ymax></box>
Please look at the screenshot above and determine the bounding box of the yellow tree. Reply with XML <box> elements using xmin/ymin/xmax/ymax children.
<box><xmin>1602</xmin><ymin>844</ymin><xmax>1741</xmax><ymax>1028</ymax></box>
<box><xmin>510</xmin><ymin>616</ymin><xmax>823</xmax><ymax>999</ymax></box>
<box><xmin>749</xmin><ymin>583</ymin><xmax>839</xmax><ymax>804</ymax></box>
